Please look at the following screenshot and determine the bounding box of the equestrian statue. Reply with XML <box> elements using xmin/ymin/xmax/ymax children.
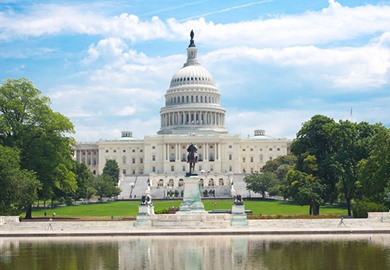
<box><xmin>187</xmin><ymin>143</ymin><xmax>198</xmax><ymax>176</ymax></box>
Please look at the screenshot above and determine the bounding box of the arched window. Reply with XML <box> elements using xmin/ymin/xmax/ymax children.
<box><xmin>208</xmin><ymin>178</ymin><xmax>215</xmax><ymax>186</ymax></box>
<box><xmin>200</xmin><ymin>179</ymin><xmax>204</xmax><ymax>186</ymax></box>
<box><xmin>158</xmin><ymin>179</ymin><xmax>164</xmax><ymax>187</ymax></box>
<box><xmin>178</xmin><ymin>179</ymin><xmax>184</xmax><ymax>187</ymax></box>
<box><xmin>219</xmin><ymin>178</ymin><xmax>224</xmax><ymax>186</ymax></box>
<box><xmin>168</xmin><ymin>179</ymin><xmax>174</xmax><ymax>187</ymax></box>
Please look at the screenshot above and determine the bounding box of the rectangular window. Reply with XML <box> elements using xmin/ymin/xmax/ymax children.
<box><xmin>250</xmin><ymin>157</ymin><xmax>254</xmax><ymax>162</ymax></box>
<box><xmin>132</xmin><ymin>158</ymin><xmax>135</xmax><ymax>164</ymax></box>
<box><xmin>152</xmin><ymin>155</ymin><xmax>156</xmax><ymax>161</ymax></box>
<box><xmin>243</xmin><ymin>157</ymin><xmax>246</xmax><ymax>163</ymax></box>
<box><xmin>152</xmin><ymin>166</ymin><xmax>156</xmax><ymax>173</ymax></box>
<box><xmin>229</xmin><ymin>154</ymin><xmax>232</xmax><ymax>160</ymax></box>
<box><xmin>171</xmin><ymin>166</ymin><xmax>174</xmax><ymax>172</ymax></box>
<box><xmin>140</xmin><ymin>158</ymin><xmax>143</xmax><ymax>164</ymax></box>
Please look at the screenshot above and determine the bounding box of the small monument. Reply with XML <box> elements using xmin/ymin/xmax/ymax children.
<box><xmin>178</xmin><ymin>143</ymin><xmax>207</xmax><ymax>213</ymax></box>
<box><xmin>134</xmin><ymin>186</ymin><xmax>155</xmax><ymax>227</ymax></box>
<box><xmin>231</xmin><ymin>195</ymin><xmax>248</xmax><ymax>227</ymax></box>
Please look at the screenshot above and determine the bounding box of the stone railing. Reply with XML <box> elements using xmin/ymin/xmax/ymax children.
<box><xmin>367</xmin><ymin>212</ymin><xmax>390</xmax><ymax>219</ymax></box>
<box><xmin>0</xmin><ymin>216</ymin><xmax>20</xmax><ymax>225</ymax></box>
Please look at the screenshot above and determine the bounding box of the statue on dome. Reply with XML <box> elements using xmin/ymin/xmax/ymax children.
<box><xmin>186</xmin><ymin>143</ymin><xmax>198</xmax><ymax>176</ymax></box>
<box><xmin>190</xmin><ymin>30</ymin><xmax>194</xmax><ymax>41</ymax></box>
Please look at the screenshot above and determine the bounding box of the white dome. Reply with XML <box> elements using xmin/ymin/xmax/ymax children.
<box><xmin>158</xmin><ymin>32</ymin><xmax>227</xmax><ymax>135</ymax></box>
<box><xmin>170</xmin><ymin>65</ymin><xmax>215</xmax><ymax>88</ymax></box>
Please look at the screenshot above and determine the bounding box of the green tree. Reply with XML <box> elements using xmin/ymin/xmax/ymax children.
<box><xmin>330</xmin><ymin>121</ymin><xmax>385</xmax><ymax>216</ymax></box>
<box><xmin>261</xmin><ymin>155</ymin><xmax>297</xmax><ymax>198</ymax></box>
<box><xmin>291</xmin><ymin>115</ymin><xmax>338</xmax><ymax>203</ymax></box>
<box><xmin>102</xmin><ymin>159</ymin><xmax>120</xmax><ymax>183</ymax></box>
<box><xmin>285</xmin><ymin>154</ymin><xmax>324</xmax><ymax>215</ymax></box>
<box><xmin>286</xmin><ymin>170</ymin><xmax>324</xmax><ymax>215</ymax></box>
<box><xmin>0</xmin><ymin>78</ymin><xmax>75</xmax><ymax>218</ymax></box>
<box><xmin>92</xmin><ymin>175</ymin><xmax>121</xmax><ymax>200</ymax></box>
<box><xmin>0</xmin><ymin>145</ymin><xmax>40</xmax><ymax>215</ymax></box>
<box><xmin>72</xmin><ymin>161</ymin><xmax>95</xmax><ymax>201</ymax></box>
<box><xmin>244</xmin><ymin>172</ymin><xmax>278</xmax><ymax>198</ymax></box>
<box><xmin>358</xmin><ymin>128</ymin><xmax>390</xmax><ymax>204</ymax></box>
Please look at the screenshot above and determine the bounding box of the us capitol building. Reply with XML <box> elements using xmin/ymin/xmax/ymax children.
<box><xmin>75</xmin><ymin>32</ymin><xmax>291</xmax><ymax>198</ymax></box>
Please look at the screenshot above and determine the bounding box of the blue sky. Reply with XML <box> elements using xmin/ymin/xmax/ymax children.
<box><xmin>1</xmin><ymin>0</ymin><xmax>389</xmax><ymax>141</ymax></box>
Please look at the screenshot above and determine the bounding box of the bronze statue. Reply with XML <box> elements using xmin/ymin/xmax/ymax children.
<box><xmin>190</xmin><ymin>30</ymin><xmax>194</xmax><ymax>41</ymax></box>
<box><xmin>187</xmin><ymin>143</ymin><xmax>197</xmax><ymax>175</ymax></box>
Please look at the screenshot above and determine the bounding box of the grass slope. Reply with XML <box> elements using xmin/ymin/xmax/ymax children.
<box><xmin>31</xmin><ymin>200</ymin><xmax>346</xmax><ymax>218</ymax></box>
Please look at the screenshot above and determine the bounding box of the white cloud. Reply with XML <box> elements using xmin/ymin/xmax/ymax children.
<box><xmin>205</xmin><ymin>43</ymin><xmax>390</xmax><ymax>90</ymax></box>
<box><xmin>1</xmin><ymin>1</ymin><xmax>390</xmax><ymax>49</ymax></box>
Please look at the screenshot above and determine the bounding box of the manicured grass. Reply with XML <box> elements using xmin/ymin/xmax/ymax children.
<box><xmin>31</xmin><ymin>199</ymin><xmax>347</xmax><ymax>218</ymax></box>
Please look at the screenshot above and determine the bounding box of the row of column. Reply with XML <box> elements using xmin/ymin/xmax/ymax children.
<box><xmin>161</xmin><ymin>111</ymin><xmax>225</xmax><ymax>127</ymax></box>
<box><xmin>167</xmin><ymin>94</ymin><xmax>218</xmax><ymax>105</ymax></box>
<box><xmin>163</xmin><ymin>142</ymin><xmax>221</xmax><ymax>162</ymax></box>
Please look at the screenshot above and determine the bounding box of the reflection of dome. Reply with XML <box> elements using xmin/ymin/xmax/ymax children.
<box><xmin>158</xmin><ymin>32</ymin><xmax>227</xmax><ymax>135</ymax></box>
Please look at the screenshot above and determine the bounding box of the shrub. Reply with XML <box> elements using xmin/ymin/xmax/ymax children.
<box><xmin>352</xmin><ymin>200</ymin><xmax>388</xmax><ymax>218</ymax></box>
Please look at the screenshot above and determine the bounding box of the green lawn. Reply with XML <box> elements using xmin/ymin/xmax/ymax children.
<box><xmin>31</xmin><ymin>199</ymin><xmax>347</xmax><ymax>218</ymax></box>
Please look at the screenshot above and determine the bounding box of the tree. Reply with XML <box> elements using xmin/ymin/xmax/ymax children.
<box><xmin>72</xmin><ymin>161</ymin><xmax>95</xmax><ymax>201</ymax></box>
<box><xmin>244</xmin><ymin>172</ymin><xmax>278</xmax><ymax>198</ymax></box>
<box><xmin>291</xmin><ymin>115</ymin><xmax>338</xmax><ymax>203</ymax></box>
<box><xmin>261</xmin><ymin>155</ymin><xmax>297</xmax><ymax>198</ymax></box>
<box><xmin>92</xmin><ymin>175</ymin><xmax>121</xmax><ymax>200</ymax></box>
<box><xmin>286</xmin><ymin>161</ymin><xmax>325</xmax><ymax>216</ymax></box>
<box><xmin>358</xmin><ymin>128</ymin><xmax>390</xmax><ymax>204</ymax></box>
<box><xmin>0</xmin><ymin>145</ymin><xmax>40</xmax><ymax>215</ymax></box>
<box><xmin>330</xmin><ymin>121</ymin><xmax>385</xmax><ymax>216</ymax></box>
<box><xmin>102</xmin><ymin>159</ymin><xmax>120</xmax><ymax>183</ymax></box>
<box><xmin>0</xmin><ymin>78</ymin><xmax>75</xmax><ymax>218</ymax></box>
<box><xmin>292</xmin><ymin>115</ymin><xmax>387</xmax><ymax>216</ymax></box>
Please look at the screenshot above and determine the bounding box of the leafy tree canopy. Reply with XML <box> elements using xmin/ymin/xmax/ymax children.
<box><xmin>102</xmin><ymin>159</ymin><xmax>120</xmax><ymax>183</ymax></box>
<box><xmin>0</xmin><ymin>78</ymin><xmax>75</xmax><ymax>218</ymax></box>
<box><xmin>0</xmin><ymin>145</ymin><xmax>40</xmax><ymax>215</ymax></box>
<box><xmin>244</xmin><ymin>172</ymin><xmax>278</xmax><ymax>198</ymax></box>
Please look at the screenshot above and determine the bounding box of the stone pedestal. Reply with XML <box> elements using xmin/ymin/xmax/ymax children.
<box><xmin>231</xmin><ymin>204</ymin><xmax>248</xmax><ymax>227</ymax></box>
<box><xmin>178</xmin><ymin>176</ymin><xmax>207</xmax><ymax>214</ymax></box>
<box><xmin>134</xmin><ymin>204</ymin><xmax>155</xmax><ymax>227</ymax></box>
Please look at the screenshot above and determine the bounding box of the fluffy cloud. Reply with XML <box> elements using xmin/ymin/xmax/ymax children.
<box><xmin>205</xmin><ymin>43</ymin><xmax>390</xmax><ymax>90</ymax></box>
<box><xmin>1</xmin><ymin>1</ymin><xmax>390</xmax><ymax>48</ymax></box>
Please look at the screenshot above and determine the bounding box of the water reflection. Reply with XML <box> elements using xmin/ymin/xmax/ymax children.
<box><xmin>0</xmin><ymin>235</ymin><xmax>390</xmax><ymax>270</ymax></box>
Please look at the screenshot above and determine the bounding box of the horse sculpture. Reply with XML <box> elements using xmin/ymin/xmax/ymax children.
<box><xmin>187</xmin><ymin>143</ymin><xmax>198</xmax><ymax>175</ymax></box>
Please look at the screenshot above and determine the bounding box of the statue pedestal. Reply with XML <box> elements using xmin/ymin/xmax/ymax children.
<box><xmin>231</xmin><ymin>204</ymin><xmax>248</xmax><ymax>227</ymax></box>
<box><xmin>134</xmin><ymin>204</ymin><xmax>155</xmax><ymax>227</ymax></box>
<box><xmin>178</xmin><ymin>176</ymin><xmax>207</xmax><ymax>214</ymax></box>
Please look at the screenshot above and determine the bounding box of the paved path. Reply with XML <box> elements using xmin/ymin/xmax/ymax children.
<box><xmin>1</xmin><ymin>218</ymin><xmax>390</xmax><ymax>237</ymax></box>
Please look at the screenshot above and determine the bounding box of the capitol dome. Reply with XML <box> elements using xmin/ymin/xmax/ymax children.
<box><xmin>158</xmin><ymin>31</ymin><xmax>227</xmax><ymax>135</ymax></box>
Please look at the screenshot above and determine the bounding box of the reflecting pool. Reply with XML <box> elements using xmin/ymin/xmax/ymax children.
<box><xmin>1</xmin><ymin>235</ymin><xmax>390</xmax><ymax>270</ymax></box>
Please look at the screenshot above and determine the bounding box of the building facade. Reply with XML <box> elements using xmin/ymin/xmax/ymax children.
<box><xmin>75</xmin><ymin>33</ymin><xmax>291</xmax><ymax>191</ymax></box>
